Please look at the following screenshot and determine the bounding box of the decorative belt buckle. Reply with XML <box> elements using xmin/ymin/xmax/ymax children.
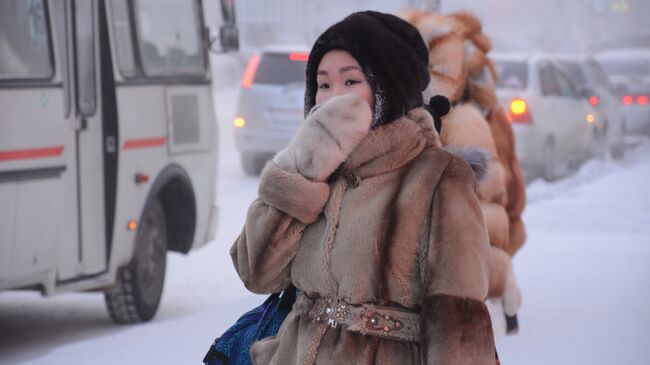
<box><xmin>310</xmin><ymin>298</ymin><xmax>352</xmax><ymax>328</ymax></box>
<box><xmin>361</xmin><ymin>310</ymin><xmax>403</xmax><ymax>333</ymax></box>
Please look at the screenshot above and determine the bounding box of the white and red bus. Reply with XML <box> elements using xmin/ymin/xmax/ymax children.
<box><xmin>0</xmin><ymin>0</ymin><xmax>237</xmax><ymax>322</ymax></box>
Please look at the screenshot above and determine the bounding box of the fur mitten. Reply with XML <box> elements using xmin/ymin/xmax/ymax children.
<box><xmin>273</xmin><ymin>94</ymin><xmax>372</xmax><ymax>181</ymax></box>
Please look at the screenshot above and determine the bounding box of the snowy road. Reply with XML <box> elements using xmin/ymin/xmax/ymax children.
<box><xmin>1</xmin><ymin>89</ymin><xmax>649</xmax><ymax>365</ymax></box>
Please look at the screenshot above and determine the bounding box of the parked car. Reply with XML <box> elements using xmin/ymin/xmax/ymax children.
<box><xmin>492</xmin><ymin>53</ymin><xmax>599</xmax><ymax>180</ymax></box>
<box><xmin>596</xmin><ymin>48</ymin><xmax>650</xmax><ymax>135</ymax></box>
<box><xmin>233</xmin><ymin>46</ymin><xmax>309</xmax><ymax>174</ymax></box>
<box><xmin>551</xmin><ymin>54</ymin><xmax>626</xmax><ymax>157</ymax></box>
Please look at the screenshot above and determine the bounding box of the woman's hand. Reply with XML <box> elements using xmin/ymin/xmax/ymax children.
<box><xmin>273</xmin><ymin>94</ymin><xmax>372</xmax><ymax>181</ymax></box>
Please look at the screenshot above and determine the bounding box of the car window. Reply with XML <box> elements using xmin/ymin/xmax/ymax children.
<box><xmin>495</xmin><ymin>60</ymin><xmax>528</xmax><ymax>89</ymax></box>
<box><xmin>0</xmin><ymin>0</ymin><xmax>53</xmax><ymax>81</ymax></box>
<box><xmin>254</xmin><ymin>53</ymin><xmax>306</xmax><ymax>85</ymax></box>
<box><xmin>554</xmin><ymin>66</ymin><xmax>579</xmax><ymax>98</ymax></box>
<box><xmin>539</xmin><ymin>63</ymin><xmax>560</xmax><ymax>96</ymax></box>
<box><xmin>586</xmin><ymin>61</ymin><xmax>613</xmax><ymax>89</ymax></box>
<box><xmin>557</xmin><ymin>61</ymin><xmax>587</xmax><ymax>87</ymax></box>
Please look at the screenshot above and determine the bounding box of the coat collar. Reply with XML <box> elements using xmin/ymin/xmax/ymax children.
<box><xmin>342</xmin><ymin>107</ymin><xmax>441</xmax><ymax>178</ymax></box>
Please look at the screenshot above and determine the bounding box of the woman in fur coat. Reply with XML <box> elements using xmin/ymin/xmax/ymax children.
<box><xmin>231</xmin><ymin>11</ymin><xmax>496</xmax><ymax>365</ymax></box>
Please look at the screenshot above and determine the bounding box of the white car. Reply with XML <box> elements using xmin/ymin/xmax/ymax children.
<box><xmin>492</xmin><ymin>53</ymin><xmax>599</xmax><ymax>180</ymax></box>
<box><xmin>596</xmin><ymin>48</ymin><xmax>650</xmax><ymax>135</ymax></box>
<box><xmin>551</xmin><ymin>54</ymin><xmax>626</xmax><ymax>158</ymax></box>
<box><xmin>233</xmin><ymin>46</ymin><xmax>309</xmax><ymax>174</ymax></box>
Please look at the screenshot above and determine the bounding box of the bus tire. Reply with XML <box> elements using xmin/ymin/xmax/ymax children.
<box><xmin>105</xmin><ymin>199</ymin><xmax>168</xmax><ymax>323</ymax></box>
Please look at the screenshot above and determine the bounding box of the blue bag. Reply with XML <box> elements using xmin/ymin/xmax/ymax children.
<box><xmin>203</xmin><ymin>286</ymin><xmax>297</xmax><ymax>365</ymax></box>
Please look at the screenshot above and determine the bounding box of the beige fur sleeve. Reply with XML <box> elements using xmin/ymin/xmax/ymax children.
<box><xmin>419</xmin><ymin>154</ymin><xmax>495</xmax><ymax>364</ymax></box>
<box><xmin>424</xmin><ymin>154</ymin><xmax>490</xmax><ymax>300</ymax></box>
<box><xmin>230</xmin><ymin>162</ymin><xmax>330</xmax><ymax>294</ymax></box>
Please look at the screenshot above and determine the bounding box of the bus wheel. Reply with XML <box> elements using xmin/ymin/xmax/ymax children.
<box><xmin>105</xmin><ymin>199</ymin><xmax>167</xmax><ymax>323</ymax></box>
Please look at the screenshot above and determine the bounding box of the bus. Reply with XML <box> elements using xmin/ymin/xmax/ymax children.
<box><xmin>0</xmin><ymin>0</ymin><xmax>238</xmax><ymax>323</ymax></box>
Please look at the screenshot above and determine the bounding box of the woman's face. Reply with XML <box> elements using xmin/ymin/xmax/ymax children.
<box><xmin>315</xmin><ymin>50</ymin><xmax>374</xmax><ymax>108</ymax></box>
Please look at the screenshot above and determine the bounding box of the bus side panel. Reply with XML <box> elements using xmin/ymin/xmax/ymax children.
<box><xmin>109</xmin><ymin>85</ymin><xmax>168</xmax><ymax>270</ymax></box>
<box><xmin>0</xmin><ymin>89</ymin><xmax>77</xmax><ymax>289</ymax></box>
<box><xmin>12</xmin><ymin>175</ymin><xmax>65</xmax><ymax>284</ymax></box>
<box><xmin>165</xmin><ymin>84</ymin><xmax>217</xmax><ymax>250</ymax></box>
<box><xmin>0</xmin><ymin>181</ymin><xmax>18</xmax><ymax>285</ymax></box>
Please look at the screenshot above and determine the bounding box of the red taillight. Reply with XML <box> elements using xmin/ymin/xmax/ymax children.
<box><xmin>588</xmin><ymin>95</ymin><xmax>599</xmax><ymax>106</ymax></box>
<box><xmin>622</xmin><ymin>95</ymin><xmax>634</xmax><ymax>105</ymax></box>
<box><xmin>289</xmin><ymin>52</ymin><xmax>308</xmax><ymax>62</ymax></box>
<box><xmin>507</xmin><ymin>98</ymin><xmax>532</xmax><ymax>124</ymax></box>
<box><xmin>637</xmin><ymin>95</ymin><xmax>649</xmax><ymax>106</ymax></box>
<box><xmin>242</xmin><ymin>54</ymin><xmax>261</xmax><ymax>88</ymax></box>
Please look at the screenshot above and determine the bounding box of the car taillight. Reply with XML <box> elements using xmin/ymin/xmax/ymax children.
<box><xmin>621</xmin><ymin>95</ymin><xmax>634</xmax><ymax>105</ymax></box>
<box><xmin>289</xmin><ymin>52</ymin><xmax>308</xmax><ymax>62</ymax></box>
<box><xmin>242</xmin><ymin>54</ymin><xmax>261</xmax><ymax>88</ymax></box>
<box><xmin>233</xmin><ymin>117</ymin><xmax>246</xmax><ymax>128</ymax></box>
<box><xmin>588</xmin><ymin>95</ymin><xmax>599</xmax><ymax>106</ymax></box>
<box><xmin>507</xmin><ymin>98</ymin><xmax>532</xmax><ymax>124</ymax></box>
<box><xmin>638</xmin><ymin>95</ymin><xmax>649</xmax><ymax>106</ymax></box>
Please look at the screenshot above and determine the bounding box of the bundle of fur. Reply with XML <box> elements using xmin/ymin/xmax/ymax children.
<box><xmin>402</xmin><ymin>9</ymin><xmax>528</xmax><ymax>334</ymax></box>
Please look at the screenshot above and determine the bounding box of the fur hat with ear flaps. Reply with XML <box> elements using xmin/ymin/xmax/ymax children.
<box><xmin>305</xmin><ymin>11</ymin><xmax>430</xmax><ymax>128</ymax></box>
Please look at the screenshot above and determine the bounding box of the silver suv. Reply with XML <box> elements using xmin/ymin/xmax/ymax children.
<box><xmin>233</xmin><ymin>47</ymin><xmax>309</xmax><ymax>174</ymax></box>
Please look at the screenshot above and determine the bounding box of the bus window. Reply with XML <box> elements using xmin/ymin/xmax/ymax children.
<box><xmin>0</xmin><ymin>0</ymin><xmax>53</xmax><ymax>81</ymax></box>
<box><xmin>75</xmin><ymin>0</ymin><xmax>96</xmax><ymax>115</ymax></box>
<box><xmin>109</xmin><ymin>0</ymin><xmax>138</xmax><ymax>78</ymax></box>
<box><xmin>133</xmin><ymin>0</ymin><xmax>205</xmax><ymax>78</ymax></box>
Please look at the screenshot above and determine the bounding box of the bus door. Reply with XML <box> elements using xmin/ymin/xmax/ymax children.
<box><xmin>0</xmin><ymin>0</ymin><xmax>80</xmax><ymax>287</ymax></box>
<box><xmin>58</xmin><ymin>0</ymin><xmax>109</xmax><ymax>281</ymax></box>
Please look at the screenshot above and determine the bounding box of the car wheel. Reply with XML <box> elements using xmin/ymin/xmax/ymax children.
<box><xmin>542</xmin><ymin>138</ymin><xmax>557</xmax><ymax>182</ymax></box>
<box><xmin>611</xmin><ymin>134</ymin><xmax>625</xmax><ymax>158</ymax></box>
<box><xmin>241</xmin><ymin>153</ymin><xmax>267</xmax><ymax>175</ymax></box>
<box><xmin>592</xmin><ymin>124</ymin><xmax>607</xmax><ymax>159</ymax></box>
<box><xmin>105</xmin><ymin>199</ymin><xmax>167</xmax><ymax>323</ymax></box>
<box><xmin>610</xmin><ymin>118</ymin><xmax>625</xmax><ymax>159</ymax></box>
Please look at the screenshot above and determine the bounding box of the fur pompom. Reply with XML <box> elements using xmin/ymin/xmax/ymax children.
<box><xmin>443</xmin><ymin>146</ymin><xmax>489</xmax><ymax>182</ymax></box>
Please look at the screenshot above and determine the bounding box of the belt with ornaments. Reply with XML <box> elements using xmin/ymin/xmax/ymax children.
<box><xmin>295</xmin><ymin>292</ymin><xmax>420</xmax><ymax>343</ymax></box>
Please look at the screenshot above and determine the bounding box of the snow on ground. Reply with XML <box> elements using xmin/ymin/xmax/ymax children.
<box><xmin>1</xmin><ymin>87</ymin><xmax>649</xmax><ymax>364</ymax></box>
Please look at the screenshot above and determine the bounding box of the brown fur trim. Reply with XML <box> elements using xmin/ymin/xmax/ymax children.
<box><xmin>400</xmin><ymin>10</ymin><xmax>454</xmax><ymax>44</ymax></box>
<box><xmin>466</xmin><ymin>49</ymin><xmax>489</xmax><ymax>78</ymax></box>
<box><xmin>485</xmin><ymin>58</ymin><xmax>499</xmax><ymax>85</ymax></box>
<box><xmin>426</xmin><ymin>32</ymin><xmax>466</xmax><ymax>100</ymax></box>
<box><xmin>258</xmin><ymin>162</ymin><xmax>329</xmax><ymax>224</ymax></box>
<box><xmin>471</xmin><ymin>33</ymin><xmax>492</xmax><ymax>53</ymax></box>
<box><xmin>506</xmin><ymin>218</ymin><xmax>527</xmax><ymax>257</ymax></box>
<box><xmin>488</xmin><ymin>106</ymin><xmax>527</xmax><ymax>223</ymax></box>
<box><xmin>482</xmin><ymin>202</ymin><xmax>510</xmax><ymax>250</ymax></box>
<box><xmin>449</xmin><ymin>11</ymin><xmax>482</xmax><ymax>38</ymax></box>
<box><xmin>468</xmin><ymin>80</ymin><xmax>499</xmax><ymax>113</ymax></box>
<box><xmin>477</xmin><ymin>161</ymin><xmax>507</xmax><ymax>205</ymax></box>
<box><xmin>488</xmin><ymin>247</ymin><xmax>510</xmax><ymax>297</ymax></box>
<box><xmin>421</xmin><ymin>294</ymin><xmax>496</xmax><ymax>364</ymax></box>
<box><xmin>440</xmin><ymin>104</ymin><xmax>497</xmax><ymax>154</ymax></box>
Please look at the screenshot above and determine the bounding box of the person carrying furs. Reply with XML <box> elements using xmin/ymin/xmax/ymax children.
<box><xmin>401</xmin><ymin>9</ymin><xmax>527</xmax><ymax>334</ymax></box>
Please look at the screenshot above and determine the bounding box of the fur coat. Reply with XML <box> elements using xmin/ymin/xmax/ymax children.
<box><xmin>231</xmin><ymin>108</ymin><xmax>496</xmax><ymax>365</ymax></box>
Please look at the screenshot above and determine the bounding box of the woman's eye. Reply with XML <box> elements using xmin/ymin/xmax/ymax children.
<box><xmin>318</xmin><ymin>83</ymin><xmax>330</xmax><ymax>89</ymax></box>
<box><xmin>345</xmin><ymin>79</ymin><xmax>360</xmax><ymax>86</ymax></box>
